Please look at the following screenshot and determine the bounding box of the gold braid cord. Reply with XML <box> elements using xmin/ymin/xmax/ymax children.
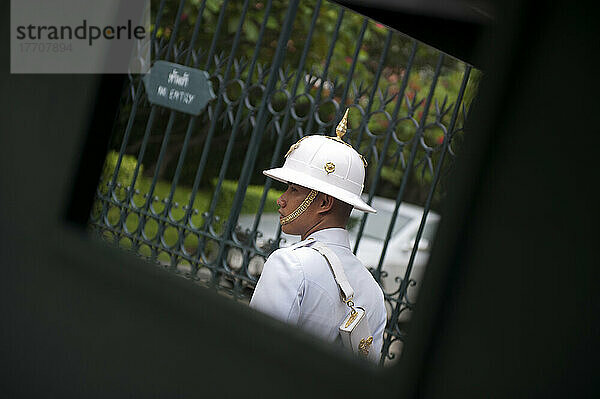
<box><xmin>280</xmin><ymin>190</ymin><xmax>318</xmax><ymax>225</ymax></box>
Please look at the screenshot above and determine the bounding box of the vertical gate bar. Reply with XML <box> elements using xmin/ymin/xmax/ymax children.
<box><xmin>303</xmin><ymin>6</ymin><xmax>345</xmax><ymax>135</ymax></box>
<box><xmin>181</xmin><ymin>0</ymin><xmax>230</xmax><ymax>218</ymax></box>
<box><xmin>202</xmin><ymin>0</ymin><xmax>256</xmax><ymax>227</ymax></box>
<box><xmin>162</xmin><ymin>118</ymin><xmax>196</xmax><ymax>222</ymax></box>
<box><xmin>151</xmin><ymin>112</ymin><xmax>185</xmax><ymax>266</ymax></box>
<box><xmin>140</xmin><ymin>111</ymin><xmax>177</xmax><ymax>211</ymax></box>
<box><xmin>124</xmin><ymin>107</ymin><xmax>158</xmax><ymax>251</ymax></box>
<box><xmin>140</xmin><ymin>0</ymin><xmax>190</xmax><ymax>226</ymax></box>
<box><xmin>200</xmin><ymin>0</ymin><xmax>275</xmax><ymax>289</ymax></box>
<box><xmin>145</xmin><ymin>0</ymin><xmax>206</xmax><ymax>237</ymax></box>
<box><xmin>178</xmin><ymin>109</ymin><xmax>215</xmax><ymax>232</ymax></box>
<box><xmin>397</xmin><ymin>65</ymin><xmax>472</xmax><ymax>302</ymax></box>
<box><xmin>355</xmin><ymin>30</ymin><xmax>393</xmax><ymax>148</ymax></box>
<box><xmin>186</xmin><ymin>0</ymin><xmax>253</xmax><ymax>272</ymax></box>
<box><xmin>184</xmin><ymin>0</ymin><xmax>208</xmax><ymax>66</ymax></box>
<box><xmin>122</xmin><ymin>106</ymin><xmax>157</xmax><ymax>224</ymax></box>
<box><xmin>150</xmin><ymin>0</ymin><xmax>168</xmax><ymax>60</ymax></box>
<box><xmin>174</xmin><ymin>0</ymin><xmax>230</xmax><ymax>243</ymax></box>
<box><xmin>110</xmin><ymin>86</ymin><xmax>144</xmax><ymax>230</ymax></box>
<box><xmin>187</xmin><ymin>0</ymin><xmax>255</xmax><ymax>288</ymax></box>
<box><xmin>102</xmin><ymin>82</ymin><xmax>142</xmax><ymax>209</ymax></box>
<box><xmin>203</xmin><ymin>0</ymin><xmax>230</xmax><ymax>70</ymax></box>
<box><xmin>110</xmin><ymin>0</ymin><xmax>175</xmax><ymax>251</ymax></box>
<box><xmin>140</xmin><ymin>110</ymin><xmax>177</xmax><ymax>263</ymax></box>
<box><xmin>374</xmin><ymin>53</ymin><xmax>445</xmax><ymax>277</ymax></box>
<box><xmin>380</xmin><ymin>64</ymin><xmax>472</xmax><ymax>365</ymax></box>
<box><xmin>376</xmin><ymin>54</ymin><xmax>444</xmax><ymax>364</ymax></box>
<box><xmin>165</xmin><ymin>0</ymin><xmax>186</xmax><ymax>61</ymax></box>
<box><xmin>101</xmin><ymin>0</ymin><xmax>168</xmax><ymax>220</ymax></box>
<box><xmin>252</xmin><ymin>0</ymin><xmax>323</xmax><ymax>241</ymax></box>
<box><xmin>173</xmin><ymin>0</ymin><xmax>250</xmax><ymax>224</ymax></box>
<box><xmin>213</xmin><ymin>0</ymin><xmax>301</xmax><ymax>284</ymax></box>
<box><xmin>329</xmin><ymin>17</ymin><xmax>368</xmax><ymax>137</ymax></box>
<box><xmin>353</xmin><ymin>40</ymin><xmax>418</xmax><ymax>254</ymax></box>
<box><xmin>141</xmin><ymin>0</ymin><xmax>220</xmax><ymax>255</ymax></box>
<box><xmin>153</xmin><ymin>0</ymin><xmax>210</xmax><ymax>216</ymax></box>
<box><xmin>158</xmin><ymin>0</ymin><xmax>232</xmax><ymax>267</ymax></box>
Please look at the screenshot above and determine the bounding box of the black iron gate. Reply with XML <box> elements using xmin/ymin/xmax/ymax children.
<box><xmin>90</xmin><ymin>0</ymin><xmax>479</xmax><ymax>365</ymax></box>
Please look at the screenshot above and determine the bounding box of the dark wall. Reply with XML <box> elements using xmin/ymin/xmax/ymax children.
<box><xmin>396</xmin><ymin>1</ymin><xmax>600</xmax><ymax>396</ymax></box>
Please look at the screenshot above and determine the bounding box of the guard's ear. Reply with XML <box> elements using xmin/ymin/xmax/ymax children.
<box><xmin>317</xmin><ymin>193</ymin><xmax>335</xmax><ymax>214</ymax></box>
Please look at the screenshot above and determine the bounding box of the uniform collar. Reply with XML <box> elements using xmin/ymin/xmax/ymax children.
<box><xmin>305</xmin><ymin>228</ymin><xmax>351</xmax><ymax>249</ymax></box>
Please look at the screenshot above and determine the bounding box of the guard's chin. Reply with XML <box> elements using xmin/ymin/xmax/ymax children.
<box><xmin>280</xmin><ymin>223</ymin><xmax>299</xmax><ymax>236</ymax></box>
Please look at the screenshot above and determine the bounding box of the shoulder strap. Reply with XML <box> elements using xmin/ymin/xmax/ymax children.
<box><xmin>287</xmin><ymin>237</ymin><xmax>316</xmax><ymax>250</ymax></box>
<box><xmin>311</xmin><ymin>242</ymin><xmax>354</xmax><ymax>302</ymax></box>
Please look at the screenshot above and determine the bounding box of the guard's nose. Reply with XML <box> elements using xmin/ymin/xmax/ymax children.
<box><xmin>277</xmin><ymin>195</ymin><xmax>286</xmax><ymax>208</ymax></box>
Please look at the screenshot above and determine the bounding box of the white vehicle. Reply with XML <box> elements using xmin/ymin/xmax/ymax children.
<box><xmin>236</xmin><ymin>196</ymin><xmax>439</xmax><ymax>303</ymax></box>
<box><xmin>347</xmin><ymin>196</ymin><xmax>439</xmax><ymax>303</ymax></box>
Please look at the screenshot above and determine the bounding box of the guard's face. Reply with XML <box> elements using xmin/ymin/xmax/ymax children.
<box><xmin>277</xmin><ymin>183</ymin><xmax>316</xmax><ymax>236</ymax></box>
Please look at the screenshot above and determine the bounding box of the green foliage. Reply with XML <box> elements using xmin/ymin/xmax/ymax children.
<box><xmin>150</xmin><ymin>0</ymin><xmax>447</xmax><ymax>88</ymax></box>
<box><xmin>213</xmin><ymin>179</ymin><xmax>283</xmax><ymax>228</ymax></box>
<box><xmin>360</xmin><ymin>67</ymin><xmax>481</xmax><ymax>207</ymax></box>
<box><xmin>99</xmin><ymin>150</ymin><xmax>143</xmax><ymax>195</ymax></box>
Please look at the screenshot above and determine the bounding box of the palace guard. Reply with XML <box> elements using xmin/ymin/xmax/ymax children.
<box><xmin>250</xmin><ymin>109</ymin><xmax>386</xmax><ymax>362</ymax></box>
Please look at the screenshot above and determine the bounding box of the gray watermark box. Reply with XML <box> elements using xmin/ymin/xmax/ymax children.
<box><xmin>11</xmin><ymin>0</ymin><xmax>150</xmax><ymax>74</ymax></box>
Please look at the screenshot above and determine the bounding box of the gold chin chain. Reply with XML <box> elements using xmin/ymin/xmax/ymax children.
<box><xmin>280</xmin><ymin>189</ymin><xmax>318</xmax><ymax>226</ymax></box>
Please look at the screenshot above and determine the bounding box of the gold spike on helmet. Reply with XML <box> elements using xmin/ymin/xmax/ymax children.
<box><xmin>335</xmin><ymin>108</ymin><xmax>349</xmax><ymax>140</ymax></box>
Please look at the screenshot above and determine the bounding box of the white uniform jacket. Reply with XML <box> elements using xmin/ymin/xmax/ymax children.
<box><xmin>250</xmin><ymin>228</ymin><xmax>387</xmax><ymax>357</ymax></box>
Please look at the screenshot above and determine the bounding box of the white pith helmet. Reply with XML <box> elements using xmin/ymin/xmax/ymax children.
<box><xmin>263</xmin><ymin>109</ymin><xmax>376</xmax><ymax>213</ymax></box>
